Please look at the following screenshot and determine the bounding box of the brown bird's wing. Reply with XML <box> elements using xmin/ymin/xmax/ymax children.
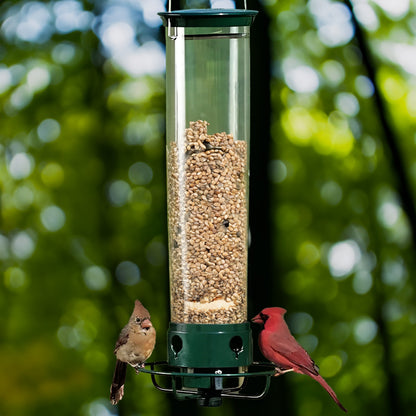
<box><xmin>269</xmin><ymin>330</ymin><xmax>319</xmax><ymax>376</ymax></box>
<box><xmin>114</xmin><ymin>326</ymin><xmax>129</xmax><ymax>353</ymax></box>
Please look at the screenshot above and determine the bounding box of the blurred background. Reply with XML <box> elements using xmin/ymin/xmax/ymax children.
<box><xmin>1</xmin><ymin>0</ymin><xmax>416</xmax><ymax>415</ymax></box>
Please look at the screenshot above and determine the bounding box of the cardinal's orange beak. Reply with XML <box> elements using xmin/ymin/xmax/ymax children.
<box><xmin>141</xmin><ymin>318</ymin><xmax>152</xmax><ymax>329</ymax></box>
<box><xmin>251</xmin><ymin>314</ymin><xmax>263</xmax><ymax>324</ymax></box>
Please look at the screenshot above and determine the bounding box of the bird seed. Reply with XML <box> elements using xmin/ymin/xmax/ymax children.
<box><xmin>167</xmin><ymin>120</ymin><xmax>248</xmax><ymax>324</ymax></box>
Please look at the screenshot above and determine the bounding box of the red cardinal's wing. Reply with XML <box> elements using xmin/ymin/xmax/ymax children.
<box><xmin>269</xmin><ymin>330</ymin><xmax>319</xmax><ymax>376</ymax></box>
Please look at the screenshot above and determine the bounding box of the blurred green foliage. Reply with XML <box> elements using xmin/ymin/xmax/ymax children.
<box><xmin>1</xmin><ymin>0</ymin><xmax>416</xmax><ymax>415</ymax></box>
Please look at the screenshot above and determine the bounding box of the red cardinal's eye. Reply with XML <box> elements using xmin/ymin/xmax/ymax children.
<box><xmin>260</xmin><ymin>313</ymin><xmax>269</xmax><ymax>322</ymax></box>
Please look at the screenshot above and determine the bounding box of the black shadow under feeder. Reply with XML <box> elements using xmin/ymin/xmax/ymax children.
<box><xmin>140</xmin><ymin>3</ymin><xmax>276</xmax><ymax>406</ymax></box>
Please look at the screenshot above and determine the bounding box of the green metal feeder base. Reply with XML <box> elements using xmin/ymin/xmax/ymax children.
<box><xmin>168</xmin><ymin>322</ymin><xmax>252</xmax><ymax>368</ymax></box>
<box><xmin>167</xmin><ymin>322</ymin><xmax>252</xmax><ymax>396</ymax></box>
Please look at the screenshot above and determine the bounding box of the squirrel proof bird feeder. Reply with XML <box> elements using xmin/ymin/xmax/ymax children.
<box><xmin>140</xmin><ymin>4</ymin><xmax>276</xmax><ymax>407</ymax></box>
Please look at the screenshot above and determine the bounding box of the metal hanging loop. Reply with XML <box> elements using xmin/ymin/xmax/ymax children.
<box><xmin>167</xmin><ymin>1</ymin><xmax>248</xmax><ymax>12</ymax></box>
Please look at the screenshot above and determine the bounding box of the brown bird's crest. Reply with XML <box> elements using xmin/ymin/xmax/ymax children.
<box><xmin>132</xmin><ymin>300</ymin><xmax>150</xmax><ymax>320</ymax></box>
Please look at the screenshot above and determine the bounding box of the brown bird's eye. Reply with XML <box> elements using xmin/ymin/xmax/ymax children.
<box><xmin>135</xmin><ymin>317</ymin><xmax>141</xmax><ymax>323</ymax></box>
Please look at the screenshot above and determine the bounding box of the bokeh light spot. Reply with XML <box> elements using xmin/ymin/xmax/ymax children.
<box><xmin>278</xmin><ymin>10</ymin><xmax>300</xmax><ymax>32</ymax></box>
<box><xmin>282</xmin><ymin>107</ymin><xmax>314</xmax><ymax>144</ymax></box>
<box><xmin>115</xmin><ymin>261</ymin><xmax>140</xmax><ymax>286</ymax></box>
<box><xmin>381</xmin><ymin>259</ymin><xmax>406</xmax><ymax>287</ymax></box>
<box><xmin>8</xmin><ymin>152</ymin><xmax>34</xmax><ymax>179</ymax></box>
<box><xmin>372</xmin><ymin>0</ymin><xmax>409</xmax><ymax>20</ymax></box>
<box><xmin>354</xmin><ymin>2</ymin><xmax>379</xmax><ymax>31</ymax></box>
<box><xmin>269</xmin><ymin>160</ymin><xmax>287</xmax><ymax>183</ymax></box>
<box><xmin>57</xmin><ymin>325</ymin><xmax>80</xmax><ymax>349</ymax></box>
<box><xmin>309</xmin><ymin>0</ymin><xmax>354</xmax><ymax>47</ymax></box>
<box><xmin>27</xmin><ymin>66</ymin><xmax>50</xmax><ymax>92</ymax></box>
<box><xmin>0</xmin><ymin>67</ymin><xmax>12</xmax><ymax>94</ymax></box>
<box><xmin>362</xmin><ymin>135</ymin><xmax>377</xmax><ymax>157</ymax></box>
<box><xmin>112</xmin><ymin>41</ymin><xmax>165</xmax><ymax>77</ymax></box>
<box><xmin>335</xmin><ymin>92</ymin><xmax>360</xmax><ymax>116</ymax></box>
<box><xmin>40</xmin><ymin>205</ymin><xmax>66</xmax><ymax>232</ymax></box>
<box><xmin>10</xmin><ymin>84</ymin><xmax>33</xmax><ymax>109</ymax></box>
<box><xmin>321</xmin><ymin>181</ymin><xmax>343</xmax><ymax>205</ymax></box>
<box><xmin>381</xmin><ymin>74</ymin><xmax>407</xmax><ymax>100</ymax></box>
<box><xmin>354</xmin><ymin>317</ymin><xmax>378</xmax><ymax>345</ymax></box>
<box><xmin>328</xmin><ymin>240</ymin><xmax>361</xmax><ymax>279</ymax></box>
<box><xmin>41</xmin><ymin>162</ymin><xmax>65</xmax><ymax>188</ymax></box>
<box><xmin>83</xmin><ymin>265</ymin><xmax>110</xmax><ymax>291</ymax></box>
<box><xmin>11</xmin><ymin>231</ymin><xmax>36</xmax><ymax>259</ymax></box>
<box><xmin>108</xmin><ymin>180</ymin><xmax>131</xmax><ymax>206</ymax></box>
<box><xmin>297</xmin><ymin>241</ymin><xmax>321</xmax><ymax>268</ymax></box>
<box><xmin>288</xmin><ymin>312</ymin><xmax>314</xmax><ymax>335</ymax></box>
<box><xmin>377</xmin><ymin>201</ymin><xmax>400</xmax><ymax>228</ymax></box>
<box><xmin>37</xmin><ymin>118</ymin><xmax>61</xmax><ymax>142</ymax></box>
<box><xmin>319</xmin><ymin>354</ymin><xmax>343</xmax><ymax>378</ymax></box>
<box><xmin>321</xmin><ymin>60</ymin><xmax>345</xmax><ymax>86</ymax></box>
<box><xmin>140</xmin><ymin>0</ymin><xmax>167</xmax><ymax>27</ymax></box>
<box><xmin>353</xmin><ymin>271</ymin><xmax>373</xmax><ymax>295</ymax></box>
<box><xmin>4</xmin><ymin>267</ymin><xmax>28</xmax><ymax>291</ymax></box>
<box><xmin>101</xmin><ymin>21</ymin><xmax>135</xmax><ymax>52</ymax></box>
<box><xmin>9</xmin><ymin>2</ymin><xmax>54</xmax><ymax>43</ymax></box>
<box><xmin>52</xmin><ymin>42</ymin><xmax>78</xmax><ymax>64</ymax></box>
<box><xmin>284</xmin><ymin>64</ymin><xmax>319</xmax><ymax>93</ymax></box>
<box><xmin>355</xmin><ymin>75</ymin><xmax>374</xmax><ymax>98</ymax></box>
<box><xmin>9</xmin><ymin>64</ymin><xmax>26</xmax><ymax>85</ymax></box>
<box><xmin>123</xmin><ymin>117</ymin><xmax>157</xmax><ymax>145</ymax></box>
<box><xmin>53</xmin><ymin>0</ymin><xmax>93</xmax><ymax>33</ymax></box>
<box><xmin>13</xmin><ymin>185</ymin><xmax>34</xmax><ymax>210</ymax></box>
<box><xmin>128</xmin><ymin>162</ymin><xmax>153</xmax><ymax>185</ymax></box>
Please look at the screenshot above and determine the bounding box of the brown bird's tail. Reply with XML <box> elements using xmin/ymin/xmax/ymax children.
<box><xmin>311</xmin><ymin>373</ymin><xmax>347</xmax><ymax>412</ymax></box>
<box><xmin>110</xmin><ymin>360</ymin><xmax>127</xmax><ymax>405</ymax></box>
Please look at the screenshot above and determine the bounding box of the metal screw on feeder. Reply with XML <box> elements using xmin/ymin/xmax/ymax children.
<box><xmin>139</xmin><ymin>2</ymin><xmax>276</xmax><ymax>407</ymax></box>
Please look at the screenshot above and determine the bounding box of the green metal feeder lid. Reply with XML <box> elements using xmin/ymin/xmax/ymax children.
<box><xmin>158</xmin><ymin>9</ymin><xmax>258</xmax><ymax>28</ymax></box>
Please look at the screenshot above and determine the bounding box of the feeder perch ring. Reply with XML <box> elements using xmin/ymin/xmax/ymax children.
<box><xmin>141</xmin><ymin>361</ymin><xmax>277</xmax><ymax>378</ymax></box>
<box><xmin>140</xmin><ymin>361</ymin><xmax>278</xmax><ymax>404</ymax></box>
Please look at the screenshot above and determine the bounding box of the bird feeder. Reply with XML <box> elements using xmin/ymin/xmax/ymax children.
<box><xmin>141</xmin><ymin>4</ymin><xmax>276</xmax><ymax>406</ymax></box>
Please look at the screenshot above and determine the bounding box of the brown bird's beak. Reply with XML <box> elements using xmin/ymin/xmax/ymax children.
<box><xmin>251</xmin><ymin>314</ymin><xmax>263</xmax><ymax>324</ymax></box>
<box><xmin>141</xmin><ymin>318</ymin><xmax>152</xmax><ymax>329</ymax></box>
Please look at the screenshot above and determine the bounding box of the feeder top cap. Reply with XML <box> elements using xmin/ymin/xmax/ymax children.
<box><xmin>159</xmin><ymin>9</ymin><xmax>258</xmax><ymax>28</ymax></box>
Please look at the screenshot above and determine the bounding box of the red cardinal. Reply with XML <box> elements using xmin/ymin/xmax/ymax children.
<box><xmin>252</xmin><ymin>307</ymin><xmax>347</xmax><ymax>412</ymax></box>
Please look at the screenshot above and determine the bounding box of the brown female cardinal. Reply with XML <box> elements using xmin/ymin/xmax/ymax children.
<box><xmin>252</xmin><ymin>307</ymin><xmax>347</xmax><ymax>412</ymax></box>
<box><xmin>110</xmin><ymin>300</ymin><xmax>156</xmax><ymax>405</ymax></box>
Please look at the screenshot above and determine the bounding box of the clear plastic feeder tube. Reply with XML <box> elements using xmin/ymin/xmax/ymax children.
<box><xmin>161</xmin><ymin>10</ymin><xmax>257</xmax><ymax>325</ymax></box>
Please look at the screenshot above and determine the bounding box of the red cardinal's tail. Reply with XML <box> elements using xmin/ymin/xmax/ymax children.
<box><xmin>110</xmin><ymin>360</ymin><xmax>127</xmax><ymax>405</ymax></box>
<box><xmin>310</xmin><ymin>373</ymin><xmax>347</xmax><ymax>412</ymax></box>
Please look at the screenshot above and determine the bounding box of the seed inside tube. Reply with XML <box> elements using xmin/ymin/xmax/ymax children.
<box><xmin>167</xmin><ymin>120</ymin><xmax>248</xmax><ymax>324</ymax></box>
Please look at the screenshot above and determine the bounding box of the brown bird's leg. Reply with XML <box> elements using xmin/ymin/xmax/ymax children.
<box><xmin>134</xmin><ymin>363</ymin><xmax>145</xmax><ymax>374</ymax></box>
<box><xmin>110</xmin><ymin>360</ymin><xmax>127</xmax><ymax>405</ymax></box>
